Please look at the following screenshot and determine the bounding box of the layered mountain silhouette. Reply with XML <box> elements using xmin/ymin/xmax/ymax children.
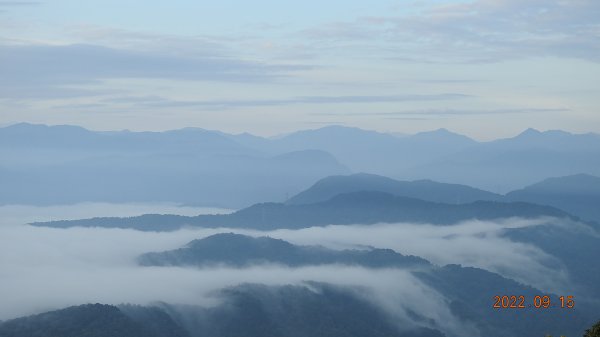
<box><xmin>138</xmin><ymin>233</ymin><xmax>429</xmax><ymax>268</ymax></box>
<box><xmin>289</xmin><ymin>172</ymin><xmax>600</xmax><ymax>224</ymax></box>
<box><xmin>402</xmin><ymin>128</ymin><xmax>600</xmax><ymax>193</ymax></box>
<box><xmin>237</xmin><ymin>126</ymin><xmax>478</xmax><ymax>178</ymax></box>
<box><xmin>233</xmin><ymin>126</ymin><xmax>600</xmax><ymax>192</ymax></box>
<box><xmin>4</xmin><ymin>123</ymin><xmax>600</xmax><ymax>207</ymax></box>
<box><xmin>0</xmin><ymin>123</ymin><xmax>349</xmax><ymax>208</ymax></box>
<box><xmin>4</xmin><ymin>123</ymin><xmax>600</xmax><ymax>337</ymax></box>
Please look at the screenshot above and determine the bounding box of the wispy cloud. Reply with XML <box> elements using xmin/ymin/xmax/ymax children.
<box><xmin>0</xmin><ymin>0</ymin><xmax>40</xmax><ymax>14</ymax></box>
<box><xmin>0</xmin><ymin>1</ymin><xmax>41</xmax><ymax>6</ymax></box>
<box><xmin>312</xmin><ymin>107</ymin><xmax>570</xmax><ymax>117</ymax></box>
<box><xmin>0</xmin><ymin>43</ymin><xmax>310</xmax><ymax>99</ymax></box>
<box><xmin>101</xmin><ymin>93</ymin><xmax>470</xmax><ymax>110</ymax></box>
<box><xmin>301</xmin><ymin>0</ymin><xmax>600</xmax><ymax>63</ymax></box>
<box><xmin>63</xmin><ymin>25</ymin><xmax>237</xmax><ymax>58</ymax></box>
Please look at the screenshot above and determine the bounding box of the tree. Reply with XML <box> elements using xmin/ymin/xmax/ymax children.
<box><xmin>584</xmin><ymin>320</ymin><xmax>600</xmax><ymax>337</ymax></box>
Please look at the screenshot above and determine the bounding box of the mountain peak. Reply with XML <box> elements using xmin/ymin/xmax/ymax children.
<box><xmin>287</xmin><ymin>173</ymin><xmax>501</xmax><ymax>205</ymax></box>
<box><xmin>281</xmin><ymin>125</ymin><xmax>391</xmax><ymax>139</ymax></box>
<box><xmin>517</xmin><ymin>128</ymin><xmax>542</xmax><ymax>137</ymax></box>
<box><xmin>410</xmin><ymin>128</ymin><xmax>475</xmax><ymax>143</ymax></box>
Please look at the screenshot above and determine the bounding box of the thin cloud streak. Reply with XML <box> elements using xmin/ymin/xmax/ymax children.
<box><xmin>0</xmin><ymin>1</ymin><xmax>41</xmax><ymax>6</ymax></box>
<box><xmin>107</xmin><ymin>93</ymin><xmax>470</xmax><ymax>110</ymax></box>
<box><xmin>311</xmin><ymin>107</ymin><xmax>570</xmax><ymax>117</ymax></box>
<box><xmin>0</xmin><ymin>43</ymin><xmax>310</xmax><ymax>99</ymax></box>
<box><xmin>300</xmin><ymin>0</ymin><xmax>600</xmax><ymax>63</ymax></box>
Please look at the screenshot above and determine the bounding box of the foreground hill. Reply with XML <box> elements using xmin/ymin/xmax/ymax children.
<box><xmin>158</xmin><ymin>281</ymin><xmax>588</xmax><ymax>337</ymax></box>
<box><xmin>138</xmin><ymin>233</ymin><xmax>429</xmax><ymax>268</ymax></box>
<box><xmin>0</xmin><ymin>303</ymin><xmax>187</xmax><ymax>337</ymax></box>
<box><xmin>0</xmin><ymin>281</ymin><xmax>593</xmax><ymax>337</ymax></box>
<box><xmin>0</xmin><ymin>285</ymin><xmax>444</xmax><ymax>337</ymax></box>
<box><xmin>34</xmin><ymin>191</ymin><xmax>573</xmax><ymax>231</ymax></box>
<box><xmin>2</xmin><ymin>231</ymin><xmax>597</xmax><ymax>337</ymax></box>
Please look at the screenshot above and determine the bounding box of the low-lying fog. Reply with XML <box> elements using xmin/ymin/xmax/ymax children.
<box><xmin>0</xmin><ymin>203</ymin><xmax>573</xmax><ymax>337</ymax></box>
<box><xmin>0</xmin><ymin>203</ymin><xmax>233</xmax><ymax>225</ymax></box>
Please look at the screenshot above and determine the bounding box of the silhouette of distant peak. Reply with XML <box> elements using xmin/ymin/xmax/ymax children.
<box><xmin>410</xmin><ymin>128</ymin><xmax>476</xmax><ymax>143</ymax></box>
<box><xmin>4</xmin><ymin>122</ymin><xmax>90</xmax><ymax>132</ymax></box>
<box><xmin>286</xmin><ymin>125</ymin><xmax>391</xmax><ymax>138</ymax></box>
<box><xmin>511</xmin><ymin>173</ymin><xmax>600</xmax><ymax>195</ymax></box>
<box><xmin>519</xmin><ymin>128</ymin><xmax>542</xmax><ymax>136</ymax></box>
<box><xmin>287</xmin><ymin>173</ymin><xmax>501</xmax><ymax>205</ymax></box>
<box><xmin>513</xmin><ymin>128</ymin><xmax>577</xmax><ymax>139</ymax></box>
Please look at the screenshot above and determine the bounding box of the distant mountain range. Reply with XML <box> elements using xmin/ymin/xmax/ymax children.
<box><xmin>401</xmin><ymin>128</ymin><xmax>600</xmax><ymax>193</ymax></box>
<box><xmin>2</xmin><ymin>123</ymin><xmax>599</xmax><ymax>207</ymax></box>
<box><xmin>0</xmin><ymin>123</ymin><xmax>349</xmax><ymax>208</ymax></box>
<box><xmin>230</xmin><ymin>125</ymin><xmax>600</xmax><ymax>193</ymax></box>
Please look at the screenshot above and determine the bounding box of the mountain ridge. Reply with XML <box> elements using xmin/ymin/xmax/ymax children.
<box><xmin>33</xmin><ymin>190</ymin><xmax>577</xmax><ymax>231</ymax></box>
<box><xmin>138</xmin><ymin>232</ymin><xmax>430</xmax><ymax>268</ymax></box>
<box><xmin>287</xmin><ymin>172</ymin><xmax>502</xmax><ymax>205</ymax></box>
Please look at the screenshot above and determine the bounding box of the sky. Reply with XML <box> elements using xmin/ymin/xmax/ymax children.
<box><xmin>0</xmin><ymin>0</ymin><xmax>599</xmax><ymax>139</ymax></box>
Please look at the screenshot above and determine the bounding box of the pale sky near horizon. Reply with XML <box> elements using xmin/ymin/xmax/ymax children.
<box><xmin>1</xmin><ymin>0</ymin><xmax>599</xmax><ymax>140</ymax></box>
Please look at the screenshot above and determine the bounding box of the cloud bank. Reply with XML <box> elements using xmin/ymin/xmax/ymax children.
<box><xmin>0</xmin><ymin>214</ymin><xmax>573</xmax><ymax>320</ymax></box>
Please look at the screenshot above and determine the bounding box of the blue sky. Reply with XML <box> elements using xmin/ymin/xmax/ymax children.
<box><xmin>1</xmin><ymin>0</ymin><xmax>599</xmax><ymax>139</ymax></box>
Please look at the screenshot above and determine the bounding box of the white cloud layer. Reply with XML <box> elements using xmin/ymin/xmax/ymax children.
<box><xmin>0</xmin><ymin>202</ymin><xmax>574</xmax><ymax>331</ymax></box>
